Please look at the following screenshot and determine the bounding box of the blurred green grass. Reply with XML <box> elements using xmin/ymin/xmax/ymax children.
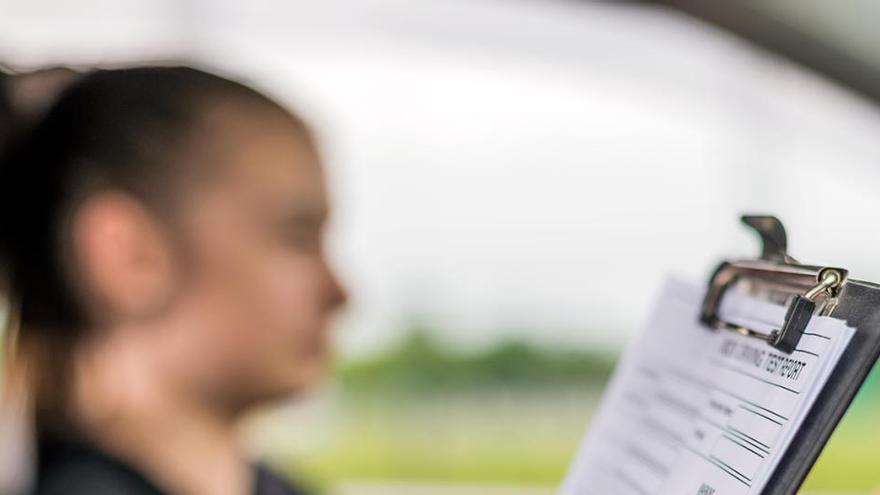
<box><xmin>802</xmin><ymin>363</ymin><xmax>880</xmax><ymax>492</ymax></box>
<box><xmin>278</xmin><ymin>328</ymin><xmax>612</xmax><ymax>491</ymax></box>
<box><xmin>296</xmin><ymin>392</ymin><xmax>592</xmax><ymax>485</ymax></box>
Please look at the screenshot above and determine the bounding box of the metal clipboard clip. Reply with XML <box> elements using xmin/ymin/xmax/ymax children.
<box><xmin>699</xmin><ymin>215</ymin><xmax>848</xmax><ymax>354</ymax></box>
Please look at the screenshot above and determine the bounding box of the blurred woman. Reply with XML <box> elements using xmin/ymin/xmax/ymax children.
<box><xmin>0</xmin><ymin>66</ymin><xmax>347</xmax><ymax>495</ymax></box>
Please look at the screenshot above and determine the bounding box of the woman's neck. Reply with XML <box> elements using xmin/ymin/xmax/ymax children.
<box><xmin>70</xmin><ymin>328</ymin><xmax>252</xmax><ymax>495</ymax></box>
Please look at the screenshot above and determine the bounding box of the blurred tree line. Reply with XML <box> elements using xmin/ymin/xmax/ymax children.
<box><xmin>338</xmin><ymin>325</ymin><xmax>619</xmax><ymax>397</ymax></box>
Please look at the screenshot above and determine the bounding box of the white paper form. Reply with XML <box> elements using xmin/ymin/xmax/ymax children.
<box><xmin>560</xmin><ymin>278</ymin><xmax>855</xmax><ymax>495</ymax></box>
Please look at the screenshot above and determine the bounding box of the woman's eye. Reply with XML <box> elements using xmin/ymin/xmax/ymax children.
<box><xmin>281</xmin><ymin>229</ymin><xmax>321</xmax><ymax>250</ymax></box>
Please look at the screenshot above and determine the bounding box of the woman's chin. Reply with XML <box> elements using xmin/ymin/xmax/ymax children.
<box><xmin>272</xmin><ymin>356</ymin><xmax>330</xmax><ymax>398</ymax></box>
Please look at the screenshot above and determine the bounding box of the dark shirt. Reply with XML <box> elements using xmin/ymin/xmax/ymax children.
<box><xmin>33</xmin><ymin>433</ymin><xmax>307</xmax><ymax>495</ymax></box>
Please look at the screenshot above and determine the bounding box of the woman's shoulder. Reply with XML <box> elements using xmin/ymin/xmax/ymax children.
<box><xmin>34</xmin><ymin>450</ymin><xmax>165</xmax><ymax>495</ymax></box>
<box><xmin>35</xmin><ymin>432</ymin><xmax>309</xmax><ymax>495</ymax></box>
<box><xmin>36</xmin><ymin>459</ymin><xmax>309</xmax><ymax>495</ymax></box>
<box><xmin>253</xmin><ymin>463</ymin><xmax>309</xmax><ymax>495</ymax></box>
<box><xmin>34</xmin><ymin>432</ymin><xmax>166</xmax><ymax>495</ymax></box>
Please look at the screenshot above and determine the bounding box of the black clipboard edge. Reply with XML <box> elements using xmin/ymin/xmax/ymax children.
<box><xmin>763</xmin><ymin>278</ymin><xmax>880</xmax><ymax>494</ymax></box>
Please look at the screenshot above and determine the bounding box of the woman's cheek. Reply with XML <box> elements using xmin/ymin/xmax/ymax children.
<box><xmin>259</xmin><ymin>253</ymin><xmax>327</xmax><ymax>355</ymax></box>
<box><xmin>242</xmin><ymin>254</ymin><xmax>330</xmax><ymax>393</ymax></box>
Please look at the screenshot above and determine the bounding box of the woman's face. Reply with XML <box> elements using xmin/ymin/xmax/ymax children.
<box><xmin>162</xmin><ymin>108</ymin><xmax>347</xmax><ymax>408</ymax></box>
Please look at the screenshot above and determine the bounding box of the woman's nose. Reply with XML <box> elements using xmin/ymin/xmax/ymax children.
<box><xmin>324</xmin><ymin>262</ymin><xmax>348</xmax><ymax>311</ymax></box>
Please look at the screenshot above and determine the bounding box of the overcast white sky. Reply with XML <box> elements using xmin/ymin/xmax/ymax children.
<box><xmin>4</xmin><ymin>0</ymin><xmax>880</xmax><ymax>356</ymax></box>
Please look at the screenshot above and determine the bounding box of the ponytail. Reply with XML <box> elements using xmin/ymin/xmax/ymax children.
<box><xmin>0</xmin><ymin>67</ymin><xmax>80</xmax><ymax>428</ymax></box>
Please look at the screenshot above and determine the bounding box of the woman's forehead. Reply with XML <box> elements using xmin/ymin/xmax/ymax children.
<box><xmin>207</xmin><ymin>115</ymin><xmax>328</xmax><ymax>214</ymax></box>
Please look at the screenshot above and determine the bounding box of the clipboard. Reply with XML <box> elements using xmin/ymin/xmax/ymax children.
<box><xmin>699</xmin><ymin>215</ymin><xmax>880</xmax><ymax>494</ymax></box>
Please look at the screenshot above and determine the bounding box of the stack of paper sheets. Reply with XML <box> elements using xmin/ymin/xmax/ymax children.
<box><xmin>560</xmin><ymin>278</ymin><xmax>855</xmax><ymax>495</ymax></box>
